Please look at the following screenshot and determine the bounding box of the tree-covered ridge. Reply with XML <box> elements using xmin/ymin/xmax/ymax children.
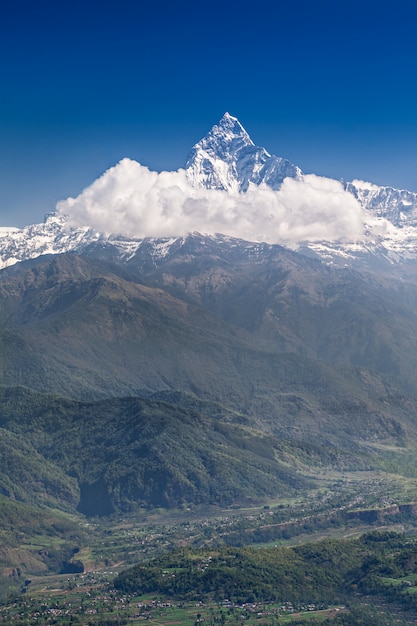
<box><xmin>114</xmin><ymin>532</ymin><xmax>417</xmax><ymax>607</ymax></box>
<box><xmin>0</xmin><ymin>385</ymin><xmax>319</xmax><ymax>516</ymax></box>
<box><xmin>3</xmin><ymin>532</ymin><xmax>417</xmax><ymax>625</ymax></box>
<box><xmin>0</xmin><ymin>382</ymin><xmax>415</xmax><ymax>520</ymax></box>
<box><xmin>1</xmin><ymin>253</ymin><xmax>417</xmax><ymax>451</ymax></box>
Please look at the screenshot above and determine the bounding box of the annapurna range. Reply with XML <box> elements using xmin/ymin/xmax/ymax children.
<box><xmin>1</xmin><ymin>112</ymin><xmax>417</xmax><ymax>274</ymax></box>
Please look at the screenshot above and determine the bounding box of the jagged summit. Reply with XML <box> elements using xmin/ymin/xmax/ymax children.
<box><xmin>185</xmin><ymin>113</ymin><xmax>302</xmax><ymax>192</ymax></box>
<box><xmin>219</xmin><ymin>111</ymin><xmax>252</xmax><ymax>134</ymax></box>
<box><xmin>195</xmin><ymin>112</ymin><xmax>255</xmax><ymax>160</ymax></box>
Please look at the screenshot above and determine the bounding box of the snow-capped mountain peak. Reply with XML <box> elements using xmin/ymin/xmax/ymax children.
<box><xmin>185</xmin><ymin>112</ymin><xmax>302</xmax><ymax>192</ymax></box>
<box><xmin>199</xmin><ymin>112</ymin><xmax>255</xmax><ymax>157</ymax></box>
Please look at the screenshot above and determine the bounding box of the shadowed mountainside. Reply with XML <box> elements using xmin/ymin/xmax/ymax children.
<box><xmin>1</xmin><ymin>253</ymin><xmax>417</xmax><ymax>448</ymax></box>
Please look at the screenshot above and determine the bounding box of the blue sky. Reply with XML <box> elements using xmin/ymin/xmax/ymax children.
<box><xmin>1</xmin><ymin>0</ymin><xmax>417</xmax><ymax>226</ymax></box>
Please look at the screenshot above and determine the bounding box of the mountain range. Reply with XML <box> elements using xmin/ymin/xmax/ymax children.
<box><xmin>2</xmin><ymin>248</ymin><xmax>417</xmax><ymax>519</ymax></box>
<box><xmin>2</xmin><ymin>114</ymin><xmax>417</xmax><ymax>562</ymax></box>
<box><xmin>2</xmin><ymin>112</ymin><xmax>417</xmax><ymax>275</ymax></box>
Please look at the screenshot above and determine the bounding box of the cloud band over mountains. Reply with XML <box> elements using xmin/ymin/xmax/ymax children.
<box><xmin>57</xmin><ymin>158</ymin><xmax>364</xmax><ymax>245</ymax></box>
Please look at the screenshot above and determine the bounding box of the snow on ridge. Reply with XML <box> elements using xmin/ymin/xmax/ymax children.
<box><xmin>0</xmin><ymin>227</ymin><xmax>21</xmax><ymax>236</ymax></box>
<box><xmin>2</xmin><ymin>114</ymin><xmax>417</xmax><ymax>270</ymax></box>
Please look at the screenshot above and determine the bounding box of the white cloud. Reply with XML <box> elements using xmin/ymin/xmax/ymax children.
<box><xmin>351</xmin><ymin>179</ymin><xmax>380</xmax><ymax>191</ymax></box>
<box><xmin>56</xmin><ymin>158</ymin><xmax>365</xmax><ymax>246</ymax></box>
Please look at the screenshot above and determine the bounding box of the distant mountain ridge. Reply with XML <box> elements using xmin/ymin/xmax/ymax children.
<box><xmin>2</xmin><ymin>113</ymin><xmax>417</xmax><ymax>273</ymax></box>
